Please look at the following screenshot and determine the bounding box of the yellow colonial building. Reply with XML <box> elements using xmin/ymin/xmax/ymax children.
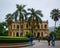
<box><xmin>8</xmin><ymin>20</ymin><xmax>49</xmax><ymax>38</ymax></box>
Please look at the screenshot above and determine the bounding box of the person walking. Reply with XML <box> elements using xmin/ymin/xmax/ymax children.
<box><xmin>46</xmin><ymin>34</ymin><xmax>51</xmax><ymax>46</ymax></box>
<box><xmin>51</xmin><ymin>34</ymin><xmax>56</xmax><ymax>46</ymax></box>
<box><xmin>38</xmin><ymin>36</ymin><xmax>41</xmax><ymax>42</ymax></box>
<box><xmin>29</xmin><ymin>36</ymin><xmax>33</xmax><ymax>46</ymax></box>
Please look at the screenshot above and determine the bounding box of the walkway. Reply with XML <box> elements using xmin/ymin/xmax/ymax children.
<box><xmin>22</xmin><ymin>40</ymin><xmax>60</xmax><ymax>48</ymax></box>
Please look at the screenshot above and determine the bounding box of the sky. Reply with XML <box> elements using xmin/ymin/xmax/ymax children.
<box><xmin>0</xmin><ymin>0</ymin><xmax>60</xmax><ymax>27</ymax></box>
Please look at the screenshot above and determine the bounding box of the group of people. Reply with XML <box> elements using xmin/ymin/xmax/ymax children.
<box><xmin>46</xmin><ymin>34</ymin><xmax>56</xmax><ymax>46</ymax></box>
<box><xmin>29</xmin><ymin>34</ymin><xmax>56</xmax><ymax>46</ymax></box>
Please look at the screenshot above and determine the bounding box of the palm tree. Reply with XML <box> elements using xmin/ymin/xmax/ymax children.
<box><xmin>12</xmin><ymin>10</ymin><xmax>18</xmax><ymax>22</ymax></box>
<box><xmin>50</xmin><ymin>9</ymin><xmax>60</xmax><ymax>30</ymax></box>
<box><xmin>16</xmin><ymin>4</ymin><xmax>27</xmax><ymax>36</ymax></box>
<box><xmin>5</xmin><ymin>13</ymin><xmax>13</xmax><ymax>26</ymax></box>
<box><xmin>5</xmin><ymin>13</ymin><xmax>13</xmax><ymax>33</ymax></box>
<box><xmin>27</xmin><ymin>8</ymin><xmax>43</xmax><ymax>36</ymax></box>
<box><xmin>16</xmin><ymin>4</ymin><xmax>27</xmax><ymax>22</ymax></box>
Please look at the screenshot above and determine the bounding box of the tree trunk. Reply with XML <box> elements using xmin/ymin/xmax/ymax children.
<box><xmin>18</xmin><ymin>11</ymin><xmax>21</xmax><ymax>36</ymax></box>
<box><xmin>55</xmin><ymin>21</ymin><xmax>56</xmax><ymax>30</ymax></box>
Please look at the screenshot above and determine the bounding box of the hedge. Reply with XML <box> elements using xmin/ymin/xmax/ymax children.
<box><xmin>0</xmin><ymin>36</ymin><xmax>29</xmax><ymax>43</ymax></box>
<box><xmin>56</xmin><ymin>36</ymin><xmax>60</xmax><ymax>40</ymax></box>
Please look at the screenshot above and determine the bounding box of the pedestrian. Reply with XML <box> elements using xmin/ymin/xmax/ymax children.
<box><xmin>46</xmin><ymin>34</ymin><xmax>51</xmax><ymax>46</ymax></box>
<box><xmin>51</xmin><ymin>34</ymin><xmax>56</xmax><ymax>46</ymax></box>
<box><xmin>29</xmin><ymin>36</ymin><xmax>33</xmax><ymax>46</ymax></box>
<box><xmin>38</xmin><ymin>36</ymin><xmax>41</xmax><ymax>42</ymax></box>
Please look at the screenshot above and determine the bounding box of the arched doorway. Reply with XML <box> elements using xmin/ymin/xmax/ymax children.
<box><xmin>41</xmin><ymin>32</ymin><xmax>43</xmax><ymax>37</ymax></box>
<box><xmin>37</xmin><ymin>32</ymin><xmax>40</xmax><ymax>38</ymax></box>
<box><xmin>20</xmin><ymin>32</ymin><xmax>23</xmax><ymax>36</ymax></box>
<box><xmin>16</xmin><ymin>32</ymin><xmax>19</xmax><ymax>36</ymax></box>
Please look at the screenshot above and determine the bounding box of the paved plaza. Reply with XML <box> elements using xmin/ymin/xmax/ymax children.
<box><xmin>22</xmin><ymin>40</ymin><xmax>60</xmax><ymax>48</ymax></box>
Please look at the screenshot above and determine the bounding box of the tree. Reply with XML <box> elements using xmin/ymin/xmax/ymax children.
<box><xmin>16</xmin><ymin>4</ymin><xmax>27</xmax><ymax>36</ymax></box>
<box><xmin>55</xmin><ymin>26</ymin><xmax>60</xmax><ymax>36</ymax></box>
<box><xmin>27</xmin><ymin>8</ymin><xmax>43</xmax><ymax>36</ymax></box>
<box><xmin>12</xmin><ymin>10</ymin><xmax>18</xmax><ymax>22</ymax></box>
<box><xmin>26</xmin><ymin>32</ymin><xmax>33</xmax><ymax>38</ymax></box>
<box><xmin>52</xmin><ymin>26</ymin><xmax>60</xmax><ymax>40</ymax></box>
<box><xmin>50</xmin><ymin>9</ymin><xmax>60</xmax><ymax>30</ymax></box>
<box><xmin>16</xmin><ymin>4</ymin><xmax>27</xmax><ymax>22</ymax></box>
<box><xmin>5</xmin><ymin>13</ymin><xmax>13</xmax><ymax>26</ymax></box>
<box><xmin>0</xmin><ymin>22</ymin><xmax>8</xmax><ymax>36</ymax></box>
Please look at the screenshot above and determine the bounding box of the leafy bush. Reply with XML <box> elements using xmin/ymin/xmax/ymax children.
<box><xmin>50</xmin><ymin>31</ymin><xmax>56</xmax><ymax>35</ymax></box>
<box><xmin>26</xmin><ymin>32</ymin><xmax>33</xmax><ymax>38</ymax></box>
<box><xmin>56</xmin><ymin>36</ymin><xmax>60</xmax><ymax>40</ymax></box>
<box><xmin>0</xmin><ymin>36</ymin><xmax>29</xmax><ymax>43</ymax></box>
<box><xmin>50</xmin><ymin>31</ymin><xmax>60</xmax><ymax>40</ymax></box>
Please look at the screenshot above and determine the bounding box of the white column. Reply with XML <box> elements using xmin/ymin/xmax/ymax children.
<box><xmin>19</xmin><ymin>24</ymin><xmax>21</xmax><ymax>37</ymax></box>
<box><xmin>15</xmin><ymin>32</ymin><xmax>16</xmax><ymax>36</ymax></box>
<box><xmin>19</xmin><ymin>32</ymin><xmax>20</xmax><ymax>36</ymax></box>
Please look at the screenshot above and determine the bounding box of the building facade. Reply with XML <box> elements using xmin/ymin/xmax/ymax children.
<box><xmin>8</xmin><ymin>21</ymin><xmax>49</xmax><ymax>37</ymax></box>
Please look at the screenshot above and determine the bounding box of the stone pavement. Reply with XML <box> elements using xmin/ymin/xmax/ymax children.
<box><xmin>22</xmin><ymin>40</ymin><xmax>60</xmax><ymax>48</ymax></box>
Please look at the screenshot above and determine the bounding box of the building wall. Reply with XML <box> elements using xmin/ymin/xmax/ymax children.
<box><xmin>8</xmin><ymin>21</ymin><xmax>49</xmax><ymax>37</ymax></box>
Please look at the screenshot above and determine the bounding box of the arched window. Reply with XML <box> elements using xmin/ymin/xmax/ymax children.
<box><xmin>41</xmin><ymin>25</ymin><xmax>43</xmax><ymax>29</ymax></box>
<box><xmin>45</xmin><ymin>25</ymin><xmax>47</xmax><ymax>28</ymax></box>
<box><xmin>14</xmin><ymin>25</ymin><xmax>15</xmax><ymax>29</ymax></box>
<box><xmin>17</xmin><ymin>25</ymin><xmax>19</xmax><ymax>29</ymax></box>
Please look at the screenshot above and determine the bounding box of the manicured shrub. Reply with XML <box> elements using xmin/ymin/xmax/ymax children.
<box><xmin>0</xmin><ymin>36</ymin><xmax>29</xmax><ymax>43</ymax></box>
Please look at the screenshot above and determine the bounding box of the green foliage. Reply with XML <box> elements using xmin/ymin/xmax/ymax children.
<box><xmin>26</xmin><ymin>32</ymin><xmax>33</xmax><ymax>38</ymax></box>
<box><xmin>50</xmin><ymin>31</ymin><xmax>56</xmax><ymax>35</ymax></box>
<box><xmin>50</xmin><ymin>9</ymin><xmax>60</xmax><ymax>29</ymax></box>
<box><xmin>56</xmin><ymin>36</ymin><xmax>60</xmax><ymax>40</ymax></box>
<box><xmin>0</xmin><ymin>22</ymin><xmax>8</xmax><ymax>36</ymax></box>
<box><xmin>16</xmin><ymin>4</ymin><xmax>27</xmax><ymax>21</ymax></box>
<box><xmin>55</xmin><ymin>26</ymin><xmax>60</xmax><ymax>40</ymax></box>
<box><xmin>5</xmin><ymin>13</ymin><xmax>13</xmax><ymax>25</ymax></box>
<box><xmin>27</xmin><ymin>8</ymin><xmax>43</xmax><ymax>28</ymax></box>
<box><xmin>0</xmin><ymin>36</ymin><xmax>29</xmax><ymax>43</ymax></box>
<box><xmin>0</xmin><ymin>23</ymin><xmax>4</xmax><ymax>35</ymax></box>
<box><xmin>50</xmin><ymin>26</ymin><xmax>60</xmax><ymax>40</ymax></box>
<box><xmin>50</xmin><ymin>9</ymin><xmax>60</xmax><ymax>21</ymax></box>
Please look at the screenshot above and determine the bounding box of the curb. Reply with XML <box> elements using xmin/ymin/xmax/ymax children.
<box><xmin>0</xmin><ymin>44</ymin><xmax>30</xmax><ymax>48</ymax></box>
<box><xmin>0</xmin><ymin>43</ymin><xmax>35</xmax><ymax>48</ymax></box>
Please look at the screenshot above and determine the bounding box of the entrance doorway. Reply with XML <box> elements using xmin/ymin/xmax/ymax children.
<box><xmin>16</xmin><ymin>32</ymin><xmax>19</xmax><ymax>36</ymax></box>
<box><xmin>37</xmin><ymin>32</ymin><xmax>40</xmax><ymax>38</ymax></box>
